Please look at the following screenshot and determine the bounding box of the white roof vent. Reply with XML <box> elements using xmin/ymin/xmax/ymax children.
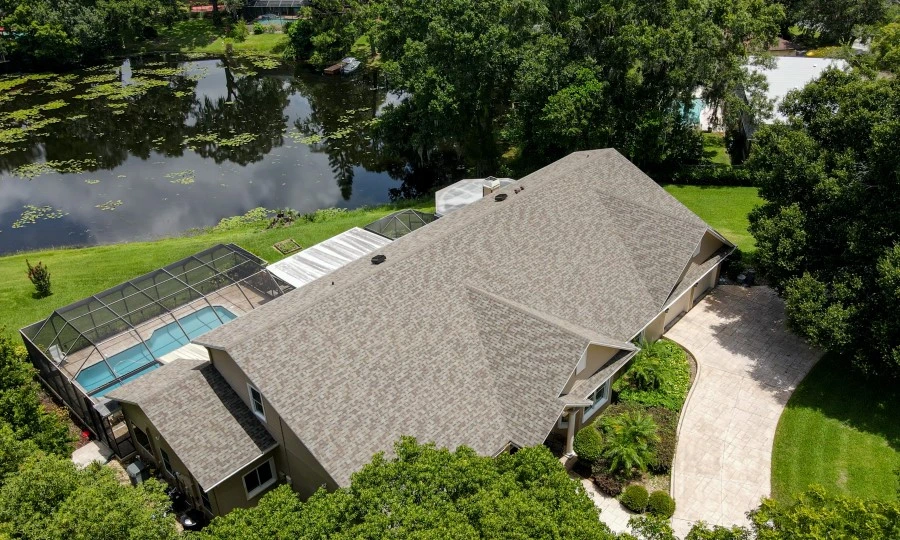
<box><xmin>482</xmin><ymin>176</ymin><xmax>501</xmax><ymax>196</ymax></box>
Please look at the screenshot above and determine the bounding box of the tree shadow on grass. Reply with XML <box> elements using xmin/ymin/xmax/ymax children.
<box><xmin>784</xmin><ymin>352</ymin><xmax>900</xmax><ymax>453</ymax></box>
<box><xmin>156</xmin><ymin>19</ymin><xmax>221</xmax><ymax>51</ymax></box>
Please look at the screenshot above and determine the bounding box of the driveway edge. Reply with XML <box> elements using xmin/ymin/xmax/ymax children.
<box><xmin>666</xmin><ymin>336</ymin><xmax>701</xmax><ymax>501</ymax></box>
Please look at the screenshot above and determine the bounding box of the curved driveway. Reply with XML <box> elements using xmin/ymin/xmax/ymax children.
<box><xmin>664</xmin><ymin>285</ymin><xmax>821</xmax><ymax>537</ymax></box>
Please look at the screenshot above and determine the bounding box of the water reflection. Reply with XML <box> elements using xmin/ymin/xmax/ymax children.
<box><xmin>0</xmin><ymin>57</ymin><xmax>462</xmax><ymax>254</ymax></box>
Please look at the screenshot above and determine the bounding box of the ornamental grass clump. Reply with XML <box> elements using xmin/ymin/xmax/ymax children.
<box><xmin>26</xmin><ymin>260</ymin><xmax>51</xmax><ymax>298</ymax></box>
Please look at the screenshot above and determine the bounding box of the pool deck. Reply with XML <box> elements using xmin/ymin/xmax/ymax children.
<box><xmin>60</xmin><ymin>283</ymin><xmax>268</xmax><ymax>383</ymax></box>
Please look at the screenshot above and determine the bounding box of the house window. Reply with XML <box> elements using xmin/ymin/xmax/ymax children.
<box><xmin>248</xmin><ymin>384</ymin><xmax>266</xmax><ymax>421</ymax></box>
<box><xmin>242</xmin><ymin>459</ymin><xmax>275</xmax><ymax>499</ymax></box>
<box><xmin>133</xmin><ymin>426</ymin><xmax>152</xmax><ymax>454</ymax></box>
<box><xmin>160</xmin><ymin>449</ymin><xmax>175</xmax><ymax>477</ymax></box>
<box><xmin>583</xmin><ymin>379</ymin><xmax>611</xmax><ymax>421</ymax></box>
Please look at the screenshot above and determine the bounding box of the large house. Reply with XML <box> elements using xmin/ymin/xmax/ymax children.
<box><xmin>106</xmin><ymin>149</ymin><xmax>733</xmax><ymax>517</ymax></box>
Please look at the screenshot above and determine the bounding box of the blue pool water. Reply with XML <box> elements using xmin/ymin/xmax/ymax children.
<box><xmin>77</xmin><ymin>306</ymin><xmax>236</xmax><ymax>397</ymax></box>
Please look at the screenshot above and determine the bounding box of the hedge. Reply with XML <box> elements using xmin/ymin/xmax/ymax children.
<box><xmin>661</xmin><ymin>164</ymin><xmax>755</xmax><ymax>186</ymax></box>
<box><xmin>573</xmin><ymin>425</ymin><xmax>604</xmax><ymax>464</ymax></box>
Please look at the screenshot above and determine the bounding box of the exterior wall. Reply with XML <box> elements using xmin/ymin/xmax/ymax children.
<box><xmin>560</xmin><ymin>344</ymin><xmax>619</xmax><ymax>395</ymax></box>
<box><xmin>121</xmin><ymin>401</ymin><xmax>280</xmax><ymax>517</ymax></box>
<box><xmin>208</xmin><ymin>349</ymin><xmax>339</xmax><ymax>499</ymax></box>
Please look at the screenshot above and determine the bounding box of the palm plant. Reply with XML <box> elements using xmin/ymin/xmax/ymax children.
<box><xmin>601</xmin><ymin>411</ymin><xmax>659</xmax><ymax>475</ymax></box>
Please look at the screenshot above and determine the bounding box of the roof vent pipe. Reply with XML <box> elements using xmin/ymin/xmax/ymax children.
<box><xmin>371</xmin><ymin>254</ymin><xmax>386</xmax><ymax>265</ymax></box>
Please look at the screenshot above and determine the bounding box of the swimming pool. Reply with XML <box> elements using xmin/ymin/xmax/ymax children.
<box><xmin>76</xmin><ymin>306</ymin><xmax>236</xmax><ymax>397</ymax></box>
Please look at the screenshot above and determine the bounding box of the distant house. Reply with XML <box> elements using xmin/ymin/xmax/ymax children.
<box><xmin>730</xmin><ymin>56</ymin><xmax>848</xmax><ymax>161</ymax></box>
<box><xmin>98</xmin><ymin>150</ymin><xmax>732</xmax><ymax>518</ymax></box>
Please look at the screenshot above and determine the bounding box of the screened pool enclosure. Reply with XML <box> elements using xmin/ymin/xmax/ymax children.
<box><xmin>364</xmin><ymin>209</ymin><xmax>436</xmax><ymax>240</ymax></box>
<box><xmin>20</xmin><ymin>244</ymin><xmax>293</xmax><ymax>456</ymax></box>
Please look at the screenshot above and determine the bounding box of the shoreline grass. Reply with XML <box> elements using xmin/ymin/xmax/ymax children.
<box><xmin>144</xmin><ymin>19</ymin><xmax>289</xmax><ymax>57</ymax></box>
<box><xmin>0</xmin><ymin>201</ymin><xmax>432</xmax><ymax>340</ymax></box>
<box><xmin>772</xmin><ymin>353</ymin><xmax>900</xmax><ymax>502</ymax></box>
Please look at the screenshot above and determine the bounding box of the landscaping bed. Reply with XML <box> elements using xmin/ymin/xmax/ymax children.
<box><xmin>572</xmin><ymin>339</ymin><xmax>695</xmax><ymax>518</ymax></box>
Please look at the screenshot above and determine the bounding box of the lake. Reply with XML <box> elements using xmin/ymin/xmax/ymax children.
<box><xmin>0</xmin><ymin>56</ymin><xmax>459</xmax><ymax>255</ymax></box>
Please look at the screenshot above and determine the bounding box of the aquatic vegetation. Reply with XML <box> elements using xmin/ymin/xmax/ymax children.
<box><xmin>1</xmin><ymin>100</ymin><xmax>68</xmax><ymax>123</ymax></box>
<box><xmin>164</xmin><ymin>170</ymin><xmax>195</xmax><ymax>185</ymax></box>
<box><xmin>0</xmin><ymin>128</ymin><xmax>27</xmax><ymax>146</ymax></box>
<box><xmin>46</xmin><ymin>80</ymin><xmax>75</xmax><ymax>94</ymax></box>
<box><xmin>134</xmin><ymin>67</ymin><xmax>189</xmax><ymax>77</ymax></box>
<box><xmin>0</xmin><ymin>78</ymin><xmax>29</xmax><ymax>93</ymax></box>
<box><xmin>96</xmin><ymin>200</ymin><xmax>123</xmax><ymax>211</ymax></box>
<box><xmin>184</xmin><ymin>132</ymin><xmax>258</xmax><ymax>147</ymax></box>
<box><xmin>12</xmin><ymin>205</ymin><xmax>69</xmax><ymax>229</ymax></box>
<box><xmin>14</xmin><ymin>159</ymin><xmax>100</xmax><ymax>179</ymax></box>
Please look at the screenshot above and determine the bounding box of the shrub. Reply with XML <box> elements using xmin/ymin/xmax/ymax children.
<box><xmin>591</xmin><ymin>463</ymin><xmax>624</xmax><ymax>496</ymax></box>
<box><xmin>614</xmin><ymin>340</ymin><xmax>690</xmax><ymax>412</ymax></box>
<box><xmin>26</xmin><ymin>260</ymin><xmax>51</xmax><ymax>297</ymax></box>
<box><xmin>646</xmin><ymin>407</ymin><xmax>678</xmax><ymax>473</ymax></box>
<box><xmin>283</xmin><ymin>20</ymin><xmax>293</xmax><ymax>32</ymax></box>
<box><xmin>648</xmin><ymin>490</ymin><xmax>676</xmax><ymax>518</ymax></box>
<box><xmin>230</xmin><ymin>22</ymin><xmax>249</xmax><ymax>42</ymax></box>
<box><xmin>573</xmin><ymin>425</ymin><xmax>603</xmax><ymax>464</ymax></box>
<box><xmin>600</xmin><ymin>411</ymin><xmax>659</xmax><ymax>475</ymax></box>
<box><xmin>253</xmin><ymin>22</ymin><xmax>265</xmax><ymax>35</ymax></box>
<box><xmin>620</xmin><ymin>484</ymin><xmax>649</xmax><ymax>513</ymax></box>
<box><xmin>661</xmin><ymin>164</ymin><xmax>754</xmax><ymax>186</ymax></box>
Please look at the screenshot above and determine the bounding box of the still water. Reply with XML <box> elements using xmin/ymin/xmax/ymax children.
<box><xmin>0</xmin><ymin>56</ymin><xmax>450</xmax><ymax>254</ymax></box>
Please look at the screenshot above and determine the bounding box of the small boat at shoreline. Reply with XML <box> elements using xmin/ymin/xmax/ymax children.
<box><xmin>341</xmin><ymin>57</ymin><xmax>361</xmax><ymax>74</ymax></box>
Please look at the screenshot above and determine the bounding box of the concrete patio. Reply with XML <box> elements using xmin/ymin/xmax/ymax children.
<box><xmin>664</xmin><ymin>285</ymin><xmax>821</xmax><ymax>537</ymax></box>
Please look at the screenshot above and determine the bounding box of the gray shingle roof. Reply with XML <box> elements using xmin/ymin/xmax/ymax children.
<box><xmin>108</xmin><ymin>358</ymin><xmax>275</xmax><ymax>490</ymax></box>
<box><xmin>196</xmin><ymin>149</ymin><xmax>727</xmax><ymax>485</ymax></box>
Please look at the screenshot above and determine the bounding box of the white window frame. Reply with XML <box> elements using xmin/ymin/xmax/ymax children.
<box><xmin>582</xmin><ymin>379</ymin><xmax>612</xmax><ymax>421</ymax></box>
<box><xmin>558</xmin><ymin>409</ymin><xmax>573</xmax><ymax>429</ymax></box>
<box><xmin>247</xmin><ymin>383</ymin><xmax>266</xmax><ymax>422</ymax></box>
<box><xmin>242</xmin><ymin>458</ymin><xmax>276</xmax><ymax>500</ymax></box>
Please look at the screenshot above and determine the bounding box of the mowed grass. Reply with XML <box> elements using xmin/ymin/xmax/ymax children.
<box><xmin>664</xmin><ymin>185</ymin><xmax>761</xmax><ymax>253</ymax></box>
<box><xmin>150</xmin><ymin>19</ymin><xmax>288</xmax><ymax>56</ymax></box>
<box><xmin>772</xmin><ymin>353</ymin><xmax>900</xmax><ymax>502</ymax></box>
<box><xmin>0</xmin><ymin>202</ymin><xmax>432</xmax><ymax>340</ymax></box>
<box><xmin>702</xmin><ymin>132</ymin><xmax>730</xmax><ymax>165</ymax></box>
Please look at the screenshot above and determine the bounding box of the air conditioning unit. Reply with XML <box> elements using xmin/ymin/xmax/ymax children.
<box><xmin>126</xmin><ymin>458</ymin><xmax>150</xmax><ymax>486</ymax></box>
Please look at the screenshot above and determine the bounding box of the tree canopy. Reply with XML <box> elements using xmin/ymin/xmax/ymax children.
<box><xmin>1</xmin><ymin>0</ymin><xmax>178</xmax><ymax>68</ymax></box>
<box><xmin>747</xmin><ymin>69</ymin><xmax>900</xmax><ymax>377</ymax></box>
<box><xmin>287</xmin><ymin>0</ymin><xmax>782</xmax><ymax>175</ymax></box>
<box><xmin>194</xmin><ymin>437</ymin><xmax>616</xmax><ymax>540</ymax></box>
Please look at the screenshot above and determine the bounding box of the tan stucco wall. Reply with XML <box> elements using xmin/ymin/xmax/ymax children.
<box><xmin>121</xmin><ymin>401</ymin><xmax>281</xmax><ymax>517</ymax></box>
<box><xmin>560</xmin><ymin>344</ymin><xmax>619</xmax><ymax>395</ymax></box>
<box><xmin>208</xmin><ymin>349</ymin><xmax>339</xmax><ymax>498</ymax></box>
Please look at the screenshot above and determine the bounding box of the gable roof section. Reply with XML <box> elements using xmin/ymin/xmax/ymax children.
<box><xmin>467</xmin><ymin>286</ymin><xmax>634</xmax><ymax>446</ymax></box>
<box><xmin>196</xmin><ymin>148</ymin><xmax>728</xmax><ymax>485</ymax></box>
<box><xmin>108</xmin><ymin>358</ymin><xmax>275</xmax><ymax>490</ymax></box>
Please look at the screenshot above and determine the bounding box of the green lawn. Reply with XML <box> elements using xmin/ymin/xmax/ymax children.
<box><xmin>664</xmin><ymin>185</ymin><xmax>761</xmax><ymax>253</ymax></box>
<box><xmin>0</xmin><ymin>202</ymin><xmax>431</xmax><ymax>340</ymax></box>
<box><xmin>148</xmin><ymin>19</ymin><xmax>288</xmax><ymax>57</ymax></box>
<box><xmin>702</xmin><ymin>133</ymin><xmax>730</xmax><ymax>165</ymax></box>
<box><xmin>772</xmin><ymin>353</ymin><xmax>900</xmax><ymax>502</ymax></box>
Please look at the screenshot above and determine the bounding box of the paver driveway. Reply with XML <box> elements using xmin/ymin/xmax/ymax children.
<box><xmin>664</xmin><ymin>285</ymin><xmax>821</xmax><ymax>537</ymax></box>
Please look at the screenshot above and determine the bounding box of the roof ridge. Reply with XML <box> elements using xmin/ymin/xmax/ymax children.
<box><xmin>591</xmin><ymin>188</ymin><xmax>709</xmax><ymax>313</ymax></box>
<box><xmin>201</xmin><ymin>151</ymin><xmax>617</xmax><ymax>350</ymax></box>
<box><xmin>465</xmin><ymin>284</ymin><xmax>635</xmax><ymax>352</ymax></box>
